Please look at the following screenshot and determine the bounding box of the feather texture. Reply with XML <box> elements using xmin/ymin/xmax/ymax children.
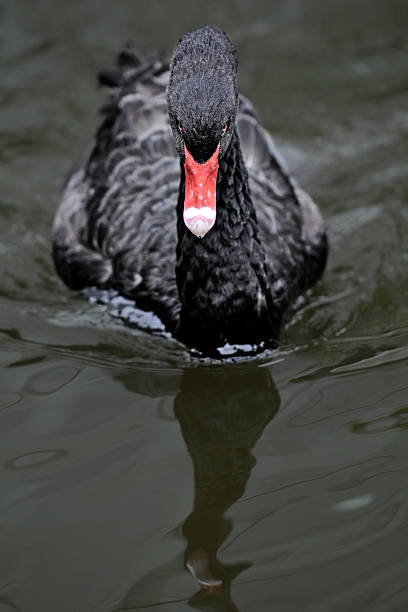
<box><xmin>53</xmin><ymin>27</ymin><xmax>327</xmax><ymax>353</ymax></box>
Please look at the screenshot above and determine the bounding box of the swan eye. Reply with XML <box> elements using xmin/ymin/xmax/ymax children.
<box><xmin>221</xmin><ymin>124</ymin><xmax>228</xmax><ymax>135</ymax></box>
<box><xmin>178</xmin><ymin>122</ymin><xmax>183</xmax><ymax>132</ymax></box>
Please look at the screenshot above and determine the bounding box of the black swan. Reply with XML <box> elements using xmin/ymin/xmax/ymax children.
<box><xmin>53</xmin><ymin>26</ymin><xmax>327</xmax><ymax>354</ymax></box>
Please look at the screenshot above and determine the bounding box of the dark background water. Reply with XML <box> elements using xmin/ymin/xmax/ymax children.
<box><xmin>1</xmin><ymin>1</ymin><xmax>408</xmax><ymax>610</ymax></box>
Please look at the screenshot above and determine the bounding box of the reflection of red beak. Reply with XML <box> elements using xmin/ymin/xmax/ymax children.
<box><xmin>183</xmin><ymin>144</ymin><xmax>219</xmax><ymax>238</ymax></box>
<box><xmin>186</xmin><ymin>547</ymin><xmax>223</xmax><ymax>591</ymax></box>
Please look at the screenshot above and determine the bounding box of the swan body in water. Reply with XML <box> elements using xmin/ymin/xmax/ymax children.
<box><xmin>53</xmin><ymin>26</ymin><xmax>327</xmax><ymax>354</ymax></box>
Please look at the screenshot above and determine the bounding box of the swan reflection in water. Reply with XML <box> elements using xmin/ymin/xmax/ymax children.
<box><xmin>176</xmin><ymin>365</ymin><xmax>279</xmax><ymax>607</ymax></box>
<box><xmin>115</xmin><ymin>362</ymin><xmax>279</xmax><ymax>609</ymax></box>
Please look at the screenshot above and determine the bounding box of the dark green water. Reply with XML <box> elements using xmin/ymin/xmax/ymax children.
<box><xmin>1</xmin><ymin>1</ymin><xmax>408</xmax><ymax>610</ymax></box>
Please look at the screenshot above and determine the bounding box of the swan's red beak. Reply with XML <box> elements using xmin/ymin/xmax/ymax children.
<box><xmin>183</xmin><ymin>144</ymin><xmax>219</xmax><ymax>238</ymax></box>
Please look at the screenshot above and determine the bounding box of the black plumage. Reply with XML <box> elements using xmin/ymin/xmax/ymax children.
<box><xmin>52</xmin><ymin>26</ymin><xmax>328</xmax><ymax>354</ymax></box>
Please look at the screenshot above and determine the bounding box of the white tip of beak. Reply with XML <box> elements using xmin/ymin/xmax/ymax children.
<box><xmin>183</xmin><ymin>208</ymin><xmax>216</xmax><ymax>238</ymax></box>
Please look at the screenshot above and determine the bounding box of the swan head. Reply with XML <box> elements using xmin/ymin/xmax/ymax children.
<box><xmin>167</xmin><ymin>26</ymin><xmax>238</xmax><ymax>238</ymax></box>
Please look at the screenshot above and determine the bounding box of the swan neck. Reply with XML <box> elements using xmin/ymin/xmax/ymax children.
<box><xmin>175</xmin><ymin>130</ymin><xmax>277</xmax><ymax>349</ymax></box>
